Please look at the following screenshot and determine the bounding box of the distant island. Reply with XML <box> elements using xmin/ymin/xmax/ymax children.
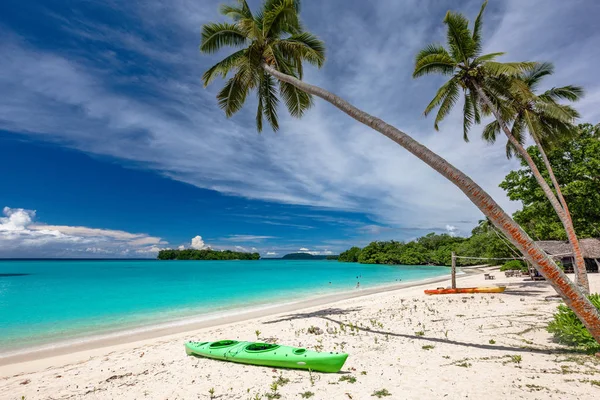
<box><xmin>282</xmin><ymin>253</ymin><xmax>339</xmax><ymax>260</ymax></box>
<box><xmin>157</xmin><ymin>249</ymin><xmax>260</xmax><ymax>260</ymax></box>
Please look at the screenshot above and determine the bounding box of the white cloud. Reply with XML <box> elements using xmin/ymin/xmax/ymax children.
<box><xmin>266</xmin><ymin>251</ymin><xmax>278</xmax><ymax>256</ymax></box>
<box><xmin>446</xmin><ymin>224</ymin><xmax>458</xmax><ymax>237</ymax></box>
<box><xmin>299</xmin><ymin>247</ymin><xmax>310</xmax><ymax>252</ymax></box>
<box><xmin>0</xmin><ymin>206</ymin><xmax>166</xmax><ymax>258</ymax></box>
<box><xmin>190</xmin><ymin>235</ymin><xmax>209</xmax><ymax>250</ymax></box>
<box><xmin>220</xmin><ymin>235</ymin><xmax>277</xmax><ymax>242</ymax></box>
<box><xmin>178</xmin><ymin>245</ymin><xmax>185</xmax><ymax>250</ymax></box>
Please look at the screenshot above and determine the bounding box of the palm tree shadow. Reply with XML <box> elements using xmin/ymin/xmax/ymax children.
<box><xmin>264</xmin><ymin>307</ymin><xmax>363</xmax><ymax>324</ymax></box>
<box><xmin>264</xmin><ymin>306</ymin><xmax>580</xmax><ymax>356</ymax></box>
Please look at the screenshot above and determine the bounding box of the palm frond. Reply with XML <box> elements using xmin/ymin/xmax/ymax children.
<box><xmin>472</xmin><ymin>0</ymin><xmax>488</xmax><ymax>56</ymax></box>
<box><xmin>423</xmin><ymin>78</ymin><xmax>459</xmax><ymax>116</ymax></box>
<box><xmin>484</xmin><ymin>61</ymin><xmax>536</xmax><ymax>77</ymax></box>
<box><xmin>463</xmin><ymin>91</ymin><xmax>475</xmax><ymax>142</ymax></box>
<box><xmin>413</xmin><ymin>53</ymin><xmax>455</xmax><ymax>78</ymax></box>
<box><xmin>444</xmin><ymin>11</ymin><xmax>476</xmax><ymax>62</ymax></box>
<box><xmin>277</xmin><ymin>32</ymin><xmax>325</xmax><ymax>67</ymax></box>
<box><xmin>472</xmin><ymin>52</ymin><xmax>505</xmax><ymax>67</ymax></box>
<box><xmin>202</xmin><ymin>49</ymin><xmax>246</xmax><ymax>87</ymax></box>
<box><xmin>522</xmin><ymin>62</ymin><xmax>553</xmax><ymax>90</ymax></box>
<box><xmin>256</xmin><ymin>90</ymin><xmax>264</xmax><ymax>132</ymax></box>
<box><xmin>482</xmin><ymin>120</ymin><xmax>501</xmax><ymax>143</ymax></box>
<box><xmin>217</xmin><ymin>68</ymin><xmax>252</xmax><ymax>117</ymax></box>
<box><xmin>470</xmin><ymin>90</ymin><xmax>481</xmax><ymax>124</ymax></box>
<box><xmin>263</xmin><ymin>0</ymin><xmax>301</xmax><ymax>37</ymax></box>
<box><xmin>260</xmin><ymin>72</ymin><xmax>280</xmax><ymax>131</ymax></box>
<box><xmin>433</xmin><ymin>80</ymin><xmax>460</xmax><ymax>130</ymax></box>
<box><xmin>535</xmin><ymin>100</ymin><xmax>580</xmax><ymax>122</ymax></box>
<box><xmin>280</xmin><ymin>81</ymin><xmax>313</xmax><ymax>117</ymax></box>
<box><xmin>200</xmin><ymin>23</ymin><xmax>247</xmax><ymax>53</ymax></box>
<box><xmin>220</xmin><ymin>0</ymin><xmax>253</xmax><ymax>20</ymax></box>
<box><xmin>540</xmin><ymin>85</ymin><xmax>585</xmax><ymax>102</ymax></box>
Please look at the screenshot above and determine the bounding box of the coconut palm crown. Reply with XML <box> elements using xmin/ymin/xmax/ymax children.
<box><xmin>412</xmin><ymin>0</ymin><xmax>534</xmax><ymax>141</ymax></box>
<box><xmin>482</xmin><ymin>62</ymin><xmax>584</xmax><ymax>158</ymax></box>
<box><xmin>200</xmin><ymin>0</ymin><xmax>325</xmax><ymax>132</ymax></box>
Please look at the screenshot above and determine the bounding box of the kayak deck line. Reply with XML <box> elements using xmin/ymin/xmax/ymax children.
<box><xmin>185</xmin><ymin>340</ymin><xmax>348</xmax><ymax>373</ymax></box>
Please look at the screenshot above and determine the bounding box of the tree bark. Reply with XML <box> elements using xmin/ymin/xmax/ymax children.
<box><xmin>532</xmin><ymin>133</ymin><xmax>588</xmax><ymax>287</ymax></box>
<box><xmin>474</xmin><ymin>86</ymin><xmax>590</xmax><ymax>294</ymax></box>
<box><xmin>263</xmin><ymin>63</ymin><xmax>600</xmax><ymax>345</ymax></box>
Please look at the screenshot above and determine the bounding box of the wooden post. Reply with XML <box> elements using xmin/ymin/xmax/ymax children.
<box><xmin>451</xmin><ymin>252</ymin><xmax>456</xmax><ymax>289</ymax></box>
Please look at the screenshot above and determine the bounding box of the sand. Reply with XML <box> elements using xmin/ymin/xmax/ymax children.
<box><xmin>1</xmin><ymin>268</ymin><xmax>599</xmax><ymax>399</ymax></box>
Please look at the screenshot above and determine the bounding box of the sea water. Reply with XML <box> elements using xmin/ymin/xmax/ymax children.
<box><xmin>0</xmin><ymin>259</ymin><xmax>448</xmax><ymax>352</ymax></box>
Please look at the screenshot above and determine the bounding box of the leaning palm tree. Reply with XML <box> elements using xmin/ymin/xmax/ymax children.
<box><xmin>201</xmin><ymin>0</ymin><xmax>600</xmax><ymax>344</ymax></box>
<box><xmin>482</xmin><ymin>62</ymin><xmax>588</xmax><ymax>287</ymax></box>
<box><xmin>413</xmin><ymin>1</ymin><xmax>590</xmax><ymax>293</ymax></box>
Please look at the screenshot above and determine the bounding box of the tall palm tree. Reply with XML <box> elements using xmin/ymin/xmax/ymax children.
<box><xmin>201</xmin><ymin>0</ymin><xmax>600</xmax><ymax>344</ymax></box>
<box><xmin>482</xmin><ymin>63</ymin><xmax>588</xmax><ymax>288</ymax></box>
<box><xmin>413</xmin><ymin>1</ymin><xmax>590</xmax><ymax>293</ymax></box>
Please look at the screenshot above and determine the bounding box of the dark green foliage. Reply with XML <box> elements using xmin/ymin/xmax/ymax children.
<box><xmin>338</xmin><ymin>229</ymin><xmax>516</xmax><ymax>266</ymax></box>
<box><xmin>500</xmin><ymin>123</ymin><xmax>600</xmax><ymax>239</ymax></box>
<box><xmin>157</xmin><ymin>249</ymin><xmax>260</xmax><ymax>260</ymax></box>
<box><xmin>547</xmin><ymin>294</ymin><xmax>600</xmax><ymax>353</ymax></box>
<box><xmin>338</xmin><ymin>246</ymin><xmax>362</xmax><ymax>262</ymax></box>
<box><xmin>500</xmin><ymin>260</ymin><xmax>527</xmax><ymax>272</ymax></box>
<box><xmin>281</xmin><ymin>253</ymin><xmax>334</xmax><ymax>260</ymax></box>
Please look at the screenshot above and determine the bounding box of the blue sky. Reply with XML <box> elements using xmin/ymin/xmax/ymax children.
<box><xmin>1</xmin><ymin>0</ymin><xmax>599</xmax><ymax>258</ymax></box>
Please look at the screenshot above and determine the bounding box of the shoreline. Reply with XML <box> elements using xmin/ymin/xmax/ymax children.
<box><xmin>0</xmin><ymin>268</ymin><xmax>478</xmax><ymax>373</ymax></box>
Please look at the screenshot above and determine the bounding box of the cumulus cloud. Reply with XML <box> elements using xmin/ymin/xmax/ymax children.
<box><xmin>190</xmin><ymin>235</ymin><xmax>209</xmax><ymax>250</ymax></box>
<box><xmin>299</xmin><ymin>247</ymin><xmax>310</xmax><ymax>252</ymax></box>
<box><xmin>445</xmin><ymin>225</ymin><xmax>458</xmax><ymax>237</ymax></box>
<box><xmin>0</xmin><ymin>206</ymin><xmax>166</xmax><ymax>257</ymax></box>
<box><xmin>266</xmin><ymin>251</ymin><xmax>278</xmax><ymax>256</ymax></box>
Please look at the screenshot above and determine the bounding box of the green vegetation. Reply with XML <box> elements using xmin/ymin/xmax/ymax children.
<box><xmin>338</xmin><ymin>226</ymin><xmax>519</xmax><ymax>266</ymax></box>
<box><xmin>500</xmin><ymin>123</ymin><xmax>600</xmax><ymax>240</ymax></box>
<box><xmin>300</xmin><ymin>392</ymin><xmax>314</xmax><ymax>399</ymax></box>
<box><xmin>500</xmin><ymin>260</ymin><xmax>528</xmax><ymax>272</ymax></box>
<box><xmin>371</xmin><ymin>389</ymin><xmax>392</xmax><ymax>398</ymax></box>
<box><xmin>281</xmin><ymin>253</ymin><xmax>337</xmax><ymax>260</ymax></box>
<box><xmin>338</xmin><ymin>375</ymin><xmax>357</xmax><ymax>384</ymax></box>
<box><xmin>157</xmin><ymin>249</ymin><xmax>260</xmax><ymax>260</ymax></box>
<box><xmin>547</xmin><ymin>294</ymin><xmax>600</xmax><ymax>353</ymax></box>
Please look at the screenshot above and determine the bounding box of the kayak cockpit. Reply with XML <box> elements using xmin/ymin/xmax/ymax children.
<box><xmin>209</xmin><ymin>340</ymin><xmax>239</xmax><ymax>349</ymax></box>
<box><xmin>244</xmin><ymin>343</ymin><xmax>280</xmax><ymax>352</ymax></box>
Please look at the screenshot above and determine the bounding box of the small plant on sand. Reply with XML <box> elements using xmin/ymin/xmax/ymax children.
<box><xmin>265</xmin><ymin>383</ymin><xmax>281</xmax><ymax>400</ymax></box>
<box><xmin>415</xmin><ymin>331</ymin><xmax>425</xmax><ymax>337</ymax></box>
<box><xmin>511</xmin><ymin>355</ymin><xmax>522</xmax><ymax>364</ymax></box>
<box><xmin>361</xmin><ymin>371</ymin><xmax>367</xmax><ymax>375</ymax></box>
<box><xmin>422</xmin><ymin>345</ymin><xmax>435</xmax><ymax>350</ymax></box>
<box><xmin>276</xmin><ymin>374</ymin><xmax>290</xmax><ymax>386</ymax></box>
<box><xmin>444</xmin><ymin>330</ymin><xmax>449</xmax><ymax>339</ymax></box>
<box><xmin>489</xmin><ymin>339</ymin><xmax>496</xmax><ymax>345</ymax></box>
<box><xmin>308</xmin><ymin>369</ymin><xmax>316</xmax><ymax>386</ymax></box>
<box><xmin>255</xmin><ymin>330</ymin><xmax>261</xmax><ymax>340</ymax></box>
<box><xmin>456</xmin><ymin>361</ymin><xmax>472</xmax><ymax>368</ymax></box>
<box><xmin>252</xmin><ymin>394</ymin><xmax>262</xmax><ymax>400</ymax></box>
<box><xmin>547</xmin><ymin>294</ymin><xmax>600</xmax><ymax>353</ymax></box>
<box><xmin>209</xmin><ymin>388</ymin><xmax>215</xmax><ymax>399</ymax></box>
<box><xmin>372</xmin><ymin>388</ymin><xmax>392</xmax><ymax>398</ymax></box>
<box><xmin>339</xmin><ymin>375</ymin><xmax>357</xmax><ymax>384</ymax></box>
<box><xmin>300</xmin><ymin>391</ymin><xmax>315</xmax><ymax>398</ymax></box>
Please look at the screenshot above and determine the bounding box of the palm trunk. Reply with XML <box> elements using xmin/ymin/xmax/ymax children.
<box><xmin>532</xmin><ymin>133</ymin><xmax>588</xmax><ymax>287</ymax></box>
<box><xmin>473</xmin><ymin>86</ymin><xmax>590</xmax><ymax>294</ymax></box>
<box><xmin>262</xmin><ymin>64</ymin><xmax>600</xmax><ymax>345</ymax></box>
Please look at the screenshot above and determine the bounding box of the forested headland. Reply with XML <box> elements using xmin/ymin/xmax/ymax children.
<box><xmin>157</xmin><ymin>249</ymin><xmax>260</xmax><ymax>260</ymax></box>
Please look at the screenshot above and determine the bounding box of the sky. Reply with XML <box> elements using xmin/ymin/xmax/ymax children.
<box><xmin>1</xmin><ymin>0</ymin><xmax>599</xmax><ymax>258</ymax></box>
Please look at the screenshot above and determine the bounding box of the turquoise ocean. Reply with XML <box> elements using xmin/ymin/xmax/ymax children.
<box><xmin>0</xmin><ymin>260</ymin><xmax>448</xmax><ymax>352</ymax></box>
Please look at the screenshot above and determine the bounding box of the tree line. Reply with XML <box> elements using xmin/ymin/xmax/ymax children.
<box><xmin>158</xmin><ymin>249</ymin><xmax>260</xmax><ymax>260</ymax></box>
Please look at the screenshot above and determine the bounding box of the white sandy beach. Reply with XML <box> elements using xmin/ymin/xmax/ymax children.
<box><xmin>1</xmin><ymin>268</ymin><xmax>599</xmax><ymax>399</ymax></box>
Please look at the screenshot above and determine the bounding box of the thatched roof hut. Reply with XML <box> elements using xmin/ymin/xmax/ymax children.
<box><xmin>535</xmin><ymin>239</ymin><xmax>600</xmax><ymax>259</ymax></box>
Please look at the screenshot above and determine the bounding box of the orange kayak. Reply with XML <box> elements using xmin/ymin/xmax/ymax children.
<box><xmin>424</xmin><ymin>286</ymin><xmax>506</xmax><ymax>295</ymax></box>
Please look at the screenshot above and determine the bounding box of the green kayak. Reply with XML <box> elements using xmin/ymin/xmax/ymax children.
<box><xmin>185</xmin><ymin>340</ymin><xmax>348</xmax><ymax>373</ymax></box>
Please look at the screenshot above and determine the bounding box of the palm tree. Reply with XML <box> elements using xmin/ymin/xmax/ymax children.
<box><xmin>413</xmin><ymin>1</ymin><xmax>590</xmax><ymax>293</ymax></box>
<box><xmin>482</xmin><ymin>63</ymin><xmax>589</xmax><ymax>289</ymax></box>
<box><xmin>201</xmin><ymin>0</ymin><xmax>600</xmax><ymax>344</ymax></box>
